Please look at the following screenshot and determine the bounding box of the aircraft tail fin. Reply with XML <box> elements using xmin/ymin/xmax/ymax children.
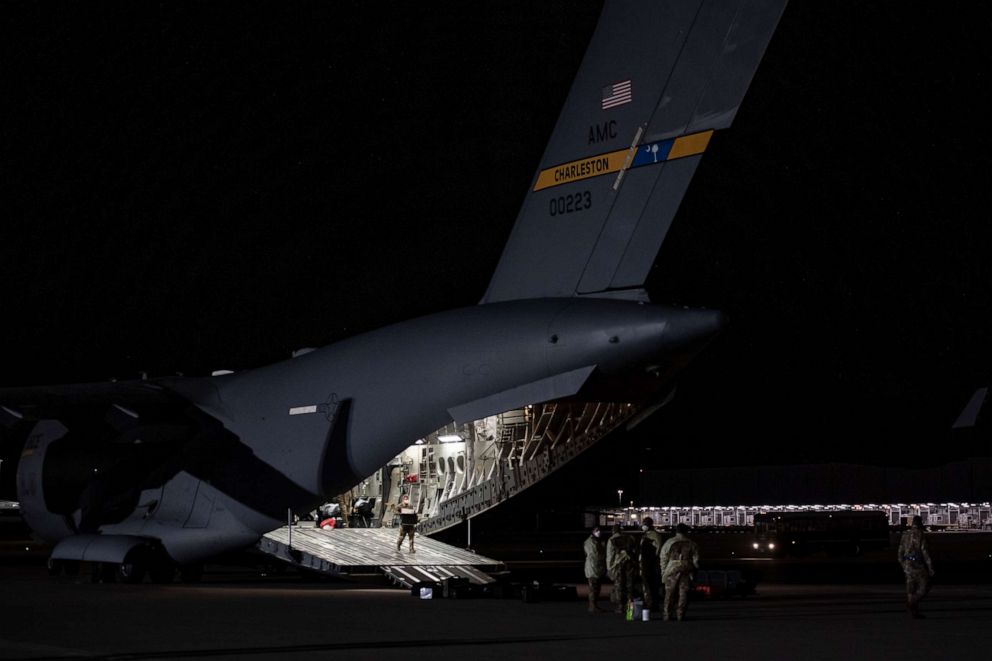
<box><xmin>953</xmin><ymin>386</ymin><xmax>988</xmax><ymax>429</ymax></box>
<box><xmin>481</xmin><ymin>0</ymin><xmax>787</xmax><ymax>303</ymax></box>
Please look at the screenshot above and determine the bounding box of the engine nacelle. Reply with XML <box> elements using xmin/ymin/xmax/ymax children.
<box><xmin>14</xmin><ymin>415</ymin><xmax>274</xmax><ymax>566</ymax></box>
<box><xmin>16</xmin><ymin>420</ymin><xmax>76</xmax><ymax>542</ymax></box>
<box><xmin>15</xmin><ymin>415</ymin><xmax>189</xmax><ymax>542</ymax></box>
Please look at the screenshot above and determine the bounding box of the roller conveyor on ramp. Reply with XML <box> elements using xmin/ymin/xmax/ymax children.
<box><xmin>257</xmin><ymin>526</ymin><xmax>505</xmax><ymax>588</ymax></box>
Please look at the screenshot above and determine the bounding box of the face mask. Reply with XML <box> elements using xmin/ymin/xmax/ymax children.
<box><xmin>593</xmin><ymin>531</ymin><xmax>600</xmax><ymax>538</ymax></box>
<box><xmin>641</xmin><ymin>525</ymin><xmax>649</xmax><ymax>531</ymax></box>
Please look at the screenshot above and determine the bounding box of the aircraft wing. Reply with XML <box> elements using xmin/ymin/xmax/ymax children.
<box><xmin>482</xmin><ymin>0</ymin><xmax>788</xmax><ymax>303</ymax></box>
<box><xmin>0</xmin><ymin>380</ymin><xmax>183</xmax><ymax>424</ymax></box>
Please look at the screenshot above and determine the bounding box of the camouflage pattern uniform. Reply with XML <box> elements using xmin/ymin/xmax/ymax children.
<box><xmin>606</xmin><ymin>526</ymin><xmax>638</xmax><ymax>613</ymax></box>
<box><xmin>395</xmin><ymin>498</ymin><xmax>417</xmax><ymax>552</ymax></box>
<box><xmin>640</xmin><ymin>519</ymin><xmax>664</xmax><ymax>609</ymax></box>
<box><xmin>660</xmin><ymin>528</ymin><xmax>700</xmax><ymax>621</ymax></box>
<box><xmin>583</xmin><ymin>530</ymin><xmax>606</xmax><ymax>612</ymax></box>
<box><xmin>898</xmin><ymin>521</ymin><xmax>934</xmax><ymax>618</ymax></box>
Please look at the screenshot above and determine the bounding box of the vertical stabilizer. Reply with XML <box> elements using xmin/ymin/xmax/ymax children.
<box><xmin>953</xmin><ymin>386</ymin><xmax>988</xmax><ymax>429</ymax></box>
<box><xmin>482</xmin><ymin>0</ymin><xmax>788</xmax><ymax>303</ymax></box>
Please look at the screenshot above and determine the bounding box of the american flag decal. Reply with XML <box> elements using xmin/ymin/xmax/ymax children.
<box><xmin>601</xmin><ymin>79</ymin><xmax>632</xmax><ymax>109</ymax></box>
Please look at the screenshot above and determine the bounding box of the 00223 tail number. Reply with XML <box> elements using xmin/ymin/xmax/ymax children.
<box><xmin>549</xmin><ymin>190</ymin><xmax>591</xmax><ymax>216</ymax></box>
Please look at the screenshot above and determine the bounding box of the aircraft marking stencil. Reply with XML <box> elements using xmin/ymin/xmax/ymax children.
<box><xmin>0</xmin><ymin>0</ymin><xmax>788</xmax><ymax>579</ymax></box>
<box><xmin>290</xmin><ymin>393</ymin><xmax>340</xmax><ymax>420</ymax></box>
<box><xmin>532</xmin><ymin>129</ymin><xmax>713</xmax><ymax>191</ymax></box>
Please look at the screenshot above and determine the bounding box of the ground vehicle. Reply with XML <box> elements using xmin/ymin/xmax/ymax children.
<box><xmin>752</xmin><ymin>511</ymin><xmax>890</xmax><ymax>557</ymax></box>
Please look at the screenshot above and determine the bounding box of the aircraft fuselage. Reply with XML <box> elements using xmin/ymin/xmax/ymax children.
<box><xmin>172</xmin><ymin>298</ymin><xmax>723</xmax><ymax>520</ymax></box>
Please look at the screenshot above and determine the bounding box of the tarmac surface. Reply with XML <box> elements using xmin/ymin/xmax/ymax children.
<box><xmin>3</xmin><ymin>528</ymin><xmax>992</xmax><ymax>660</ymax></box>
<box><xmin>3</xmin><ymin>562</ymin><xmax>992</xmax><ymax>661</ymax></box>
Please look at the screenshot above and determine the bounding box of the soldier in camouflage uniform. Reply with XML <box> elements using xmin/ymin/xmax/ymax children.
<box><xmin>639</xmin><ymin>517</ymin><xmax>664</xmax><ymax>611</ymax></box>
<box><xmin>606</xmin><ymin>524</ymin><xmax>638</xmax><ymax>613</ymax></box>
<box><xmin>660</xmin><ymin>523</ymin><xmax>700</xmax><ymax>621</ymax></box>
<box><xmin>394</xmin><ymin>494</ymin><xmax>417</xmax><ymax>553</ymax></box>
<box><xmin>898</xmin><ymin>515</ymin><xmax>934</xmax><ymax>619</ymax></box>
<box><xmin>583</xmin><ymin>526</ymin><xmax>606</xmax><ymax>612</ymax></box>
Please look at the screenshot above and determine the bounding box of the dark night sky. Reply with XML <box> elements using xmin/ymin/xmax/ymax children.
<box><xmin>2</xmin><ymin>1</ymin><xmax>990</xmax><ymax>490</ymax></box>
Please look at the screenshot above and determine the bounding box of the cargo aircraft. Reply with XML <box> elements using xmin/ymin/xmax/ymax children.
<box><xmin>0</xmin><ymin>0</ymin><xmax>788</xmax><ymax>581</ymax></box>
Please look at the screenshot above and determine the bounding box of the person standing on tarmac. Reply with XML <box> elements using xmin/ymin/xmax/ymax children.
<box><xmin>583</xmin><ymin>526</ymin><xmax>606</xmax><ymax>612</ymax></box>
<box><xmin>660</xmin><ymin>523</ymin><xmax>700</xmax><ymax>621</ymax></box>
<box><xmin>898</xmin><ymin>515</ymin><xmax>935</xmax><ymax>618</ymax></box>
<box><xmin>639</xmin><ymin>517</ymin><xmax>664</xmax><ymax>611</ymax></box>
<box><xmin>606</xmin><ymin>524</ymin><xmax>638</xmax><ymax>614</ymax></box>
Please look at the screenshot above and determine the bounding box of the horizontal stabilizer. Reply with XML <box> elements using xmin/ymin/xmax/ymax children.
<box><xmin>447</xmin><ymin>365</ymin><xmax>596</xmax><ymax>424</ymax></box>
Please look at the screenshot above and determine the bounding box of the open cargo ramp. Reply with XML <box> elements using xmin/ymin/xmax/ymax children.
<box><xmin>258</xmin><ymin>526</ymin><xmax>504</xmax><ymax>587</ymax></box>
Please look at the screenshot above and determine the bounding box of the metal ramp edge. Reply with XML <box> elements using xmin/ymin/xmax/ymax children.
<box><xmin>257</xmin><ymin>526</ymin><xmax>504</xmax><ymax>581</ymax></box>
<box><xmin>380</xmin><ymin>564</ymin><xmax>497</xmax><ymax>589</ymax></box>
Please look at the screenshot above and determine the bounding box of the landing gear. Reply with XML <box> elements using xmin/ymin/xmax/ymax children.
<box><xmin>117</xmin><ymin>561</ymin><xmax>146</xmax><ymax>583</ymax></box>
<box><xmin>112</xmin><ymin>545</ymin><xmax>176</xmax><ymax>584</ymax></box>
<box><xmin>51</xmin><ymin>544</ymin><xmax>181</xmax><ymax>585</ymax></box>
<box><xmin>47</xmin><ymin>559</ymin><xmax>80</xmax><ymax>577</ymax></box>
<box><xmin>117</xmin><ymin>548</ymin><xmax>149</xmax><ymax>584</ymax></box>
<box><xmin>92</xmin><ymin>562</ymin><xmax>119</xmax><ymax>584</ymax></box>
<box><xmin>141</xmin><ymin>544</ymin><xmax>178</xmax><ymax>583</ymax></box>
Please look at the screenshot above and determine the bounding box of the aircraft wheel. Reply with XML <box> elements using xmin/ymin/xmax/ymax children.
<box><xmin>118</xmin><ymin>549</ymin><xmax>148</xmax><ymax>584</ymax></box>
<box><xmin>118</xmin><ymin>562</ymin><xmax>146</xmax><ymax>584</ymax></box>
